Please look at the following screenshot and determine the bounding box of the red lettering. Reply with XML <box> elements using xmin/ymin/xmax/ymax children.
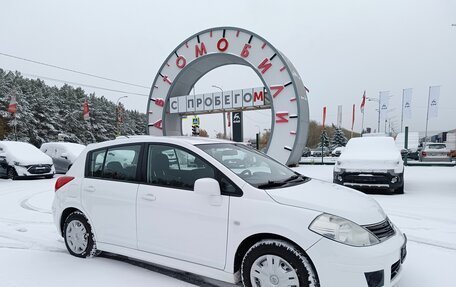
<box><xmin>241</xmin><ymin>44</ymin><xmax>251</xmax><ymax>58</ymax></box>
<box><xmin>270</xmin><ymin>85</ymin><xmax>284</xmax><ymax>98</ymax></box>
<box><xmin>176</xmin><ymin>55</ymin><xmax>186</xmax><ymax>69</ymax></box>
<box><xmin>154</xmin><ymin>98</ymin><xmax>165</xmax><ymax>107</ymax></box>
<box><xmin>152</xmin><ymin>119</ymin><xmax>163</xmax><ymax>129</ymax></box>
<box><xmin>195</xmin><ymin>42</ymin><xmax>207</xmax><ymax>57</ymax></box>
<box><xmin>253</xmin><ymin>91</ymin><xmax>264</xmax><ymax>103</ymax></box>
<box><xmin>217</xmin><ymin>38</ymin><xmax>229</xmax><ymax>52</ymax></box>
<box><xmin>257</xmin><ymin>58</ymin><xmax>272</xmax><ymax>74</ymax></box>
<box><xmin>275</xmin><ymin>112</ymin><xmax>289</xmax><ymax>123</ymax></box>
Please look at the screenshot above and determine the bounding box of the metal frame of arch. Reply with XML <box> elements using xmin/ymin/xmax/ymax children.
<box><xmin>147</xmin><ymin>27</ymin><xmax>309</xmax><ymax>166</ymax></box>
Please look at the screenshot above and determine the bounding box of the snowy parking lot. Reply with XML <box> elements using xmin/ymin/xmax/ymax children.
<box><xmin>0</xmin><ymin>165</ymin><xmax>455</xmax><ymax>287</ymax></box>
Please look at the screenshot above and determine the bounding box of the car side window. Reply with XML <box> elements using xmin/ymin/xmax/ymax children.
<box><xmin>102</xmin><ymin>145</ymin><xmax>141</xmax><ymax>181</ymax></box>
<box><xmin>89</xmin><ymin>149</ymin><xmax>106</xmax><ymax>177</ymax></box>
<box><xmin>147</xmin><ymin>144</ymin><xmax>215</xmax><ymax>190</ymax></box>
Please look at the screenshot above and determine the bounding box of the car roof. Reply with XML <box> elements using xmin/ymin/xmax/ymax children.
<box><xmin>86</xmin><ymin>135</ymin><xmax>233</xmax><ymax>150</ymax></box>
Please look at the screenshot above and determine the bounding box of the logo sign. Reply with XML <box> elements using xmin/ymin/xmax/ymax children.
<box><xmin>146</xmin><ymin>27</ymin><xmax>310</xmax><ymax>166</ymax></box>
<box><xmin>232</xmin><ymin>112</ymin><xmax>243</xmax><ymax>142</ymax></box>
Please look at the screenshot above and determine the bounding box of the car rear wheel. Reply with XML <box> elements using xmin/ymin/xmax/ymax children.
<box><xmin>7</xmin><ymin>167</ymin><xmax>17</xmax><ymax>180</ymax></box>
<box><xmin>241</xmin><ymin>240</ymin><xmax>319</xmax><ymax>287</ymax></box>
<box><xmin>63</xmin><ymin>211</ymin><xmax>99</xmax><ymax>258</ymax></box>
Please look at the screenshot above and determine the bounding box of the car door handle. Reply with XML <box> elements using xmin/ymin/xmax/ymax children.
<box><xmin>141</xmin><ymin>193</ymin><xmax>156</xmax><ymax>201</ymax></box>
<box><xmin>84</xmin><ymin>186</ymin><xmax>96</xmax><ymax>193</ymax></box>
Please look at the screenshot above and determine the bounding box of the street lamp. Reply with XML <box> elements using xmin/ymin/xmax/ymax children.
<box><xmin>211</xmin><ymin>85</ymin><xmax>227</xmax><ymax>139</ymax></box>
<box><xmin>116</xmin><ymin>96</ymin><xmax>128</xmax><ymax>136</ymax></box>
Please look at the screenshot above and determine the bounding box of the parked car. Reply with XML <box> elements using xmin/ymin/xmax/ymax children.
<box><xmin>311</xmin><ymin>146</ymin><xmax>331</xmax><ymax>157</ymax></box>
<box><xmin>41</xmin><ymin>142</ymin><xmax>86</xmax><ymax>173</ymax></box>
<box><xmin>419</xmin><ymin>143</ymin><xmax>451</xmax><ymax>162</ymax></box>
<box><xmin>53</xmin><ymin>136</ymin><xmax>407</xmax><ymax>287</ymax></box>
<box><xmin>331</xmin><ymin>146</ymin><xmax>344</xmax><ymax>157</ymax></box>
<box><xmin>0</xmin><ymin>141</ymin><xmax>55</xmax><ymax>179</ymax></box>
<box><xmin>301</xmin><ymin>146</ymin><xmax>311</xmax><ymax>157</ymax></box>
<box><xmin>395</xmin><ymin>132</ymin><xmax>419</xmax><ymax>160</ymax></box>
<box><xmin>333</xmin><ymin>137</ymin><xmax>405</xmax><ymax>194</ymax></box>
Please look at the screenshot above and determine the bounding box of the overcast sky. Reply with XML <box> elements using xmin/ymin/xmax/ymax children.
<box><xmin>1</xmin><ymin>0</ymin><xmax>455</xmax><ymax>139</ymax></box>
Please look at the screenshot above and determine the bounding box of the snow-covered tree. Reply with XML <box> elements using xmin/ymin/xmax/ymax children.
<box><xmin>331</xmin><ymin>127</ymin><xmax>348</xmax><ymax>147</ymax></box>
<box><xmin>320</xmin><ymin>129</ymin><xmax>330</xmax><ymax>147</ymax></box>
<box><xmin>0</xmin><ymin>69</ymin><xmax>147</xmax><ymax>146</ymax></box>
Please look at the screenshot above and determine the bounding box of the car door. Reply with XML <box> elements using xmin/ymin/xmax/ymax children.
<box><xmin>82</xmin><ymin>144</ymin><xmax>142</xmax><ymax>249</ymax></box>
<box><xmin>0</xmin><ymin>146</ymin><xmax>7</xmax><ymax>177</ymax></box>
<box><xmin>137</xmin><ymin>144</ymin><xmax>230</xmax><ymax>269</ymax></box>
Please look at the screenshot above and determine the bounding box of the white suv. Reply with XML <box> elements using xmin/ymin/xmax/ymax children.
<box><xmin>53</xmin><ymin>136</ymin><xmax>407</xmax><ymax>287</ymax></box>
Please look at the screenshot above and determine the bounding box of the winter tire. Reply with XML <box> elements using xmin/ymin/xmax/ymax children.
<box><xmin>63</xmin><ymin>211</ymin><xmax>99</xmax><ymax>258</ymax></box>
<box><xmin>241</xmin><ymin>240</ymin><xmax>319</xmax><ymax>287</ymax></box>
<box><xmin>7</xmin><ymin>167</ymin><xmax>17</xmax><ymax>180</ymax></box>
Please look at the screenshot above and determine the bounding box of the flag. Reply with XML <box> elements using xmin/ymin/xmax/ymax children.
<box><xmin>337</xmin><ymin>105</ymin><xmax>342</xmax><ymax>128</ymax></box>
<box><xmin>428</xmin><ymin>86</ymin><xmax>440</xmax><ymax>118</ymax></box>
<box><xmin>379</xmin><ymin>91</ymin><xmax>389</xmax><ymax>121</ymax></box>
<box><xmin>322</xmin><ymin>106</ymin><xmax>327</xmax><ymax>127</ymax></box>
<box><xmin>83</xmin><ymin>98</ymin><xmax>90</xmax><ymax>121</ymax></box>
<box><xmin>351</xmin><ymin>104</ymin><xmax>355</xmax><ymax>131</ymax></box>
<box><xmin>8</xmin><ymin>94</ymin><xmax>17</xmax><ymax>114</ymax></box>
<box><xmin>360</xmin><ymin>91</ymin><xmax>366</xmax><ymax>113</ymax></box>
<box><xmin>402</xmin><ymin>88</ymin><xmax>413</xmax><ymax>120</ymax></box>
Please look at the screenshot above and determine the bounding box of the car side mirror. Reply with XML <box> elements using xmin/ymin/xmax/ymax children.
<box><xmin>194</xmin><ymin>178</ymin><xmax>221</xmax><ymax>196</ymax></box>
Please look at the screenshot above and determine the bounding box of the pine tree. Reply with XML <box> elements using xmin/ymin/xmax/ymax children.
<box><xmin>0</xmin><ymin>69</ymin><xmax>147</xmax><ymax>146</ymax></box>
<box><xmin>331</xmin><ymin>127</ymin><xmax>348</xmax><ymax>147</ymax></box>
<box><xmin>320</xmin><ymin>129</ymin><xmax>330</xmax><ymax>147</ymax></box>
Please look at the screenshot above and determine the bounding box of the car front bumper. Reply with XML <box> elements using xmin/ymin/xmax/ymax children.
<box><xmin>420</xmin><ymin>156</ymin><xmax>452</xmax><ymax>162</ymax></box>
<box><xmin>14</xmin><ymin>164</ymin><xmax>55</xmax><ymax>177</ymax></box>
<box><xmin>307</xmin><ymin>231</ymin><xmax>407</xmax><ymax>287</ymax></box>
<box><xmin>333</xmin><ymin>170</ymin><xmax>403</xmax><ymax>190</ymax></box>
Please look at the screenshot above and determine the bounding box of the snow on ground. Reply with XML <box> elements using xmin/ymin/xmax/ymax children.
<box><xmin>0</xmin><ymin>165</ymin><xmax>455</xmax><ymax>286</ymax></box>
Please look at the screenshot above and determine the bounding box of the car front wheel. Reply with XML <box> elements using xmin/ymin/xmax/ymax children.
<box><xmin>7</xmin><ymin>167</ymin><xmax>17</xmax><ymax>180</ymax></box>
<box><xmin>241</xmin><ymin>240</ymin><xmax>319</xmax><ymax>287</ymax></box>
<box><xmin>63</xmin><ymin>211</ymin><xmax>99</xmax><ymax>258</ymax></box>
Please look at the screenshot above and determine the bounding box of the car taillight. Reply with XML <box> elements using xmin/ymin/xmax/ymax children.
<box><xmin>55</xmin><ymin>176</ymin><xmax>75</xmax><ymax>192</ymax></box>
<box><xmin>422</xmin><ymin>151</ymin><xmax>427</xmax><ymax>157</ymax></box>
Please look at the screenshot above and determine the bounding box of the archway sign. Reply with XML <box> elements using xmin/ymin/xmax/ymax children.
<box><xmin>147</xmin><ymin>27</ymin><xmax>309</xmax><ymax>166</ymax></box>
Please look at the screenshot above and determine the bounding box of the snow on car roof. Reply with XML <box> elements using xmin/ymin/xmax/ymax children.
<box><xmin>41</xmin><ymin>142</ymin><xmax>86</xmax><ymax>156</ymax></box>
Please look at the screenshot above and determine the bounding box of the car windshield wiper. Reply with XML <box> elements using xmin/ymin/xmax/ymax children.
<box><xmin>257</xmin><ymin>174</ymin><xmax>307</xmax><ymax>189</ymax></box>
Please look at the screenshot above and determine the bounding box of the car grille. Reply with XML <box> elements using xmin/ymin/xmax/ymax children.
<box><xmin>27</xmin><ymin>164</ymin><xmax>52</xmax><ymax>174</ymax></box>
<box><xmin>343</xmin><ymin>173</ymin><xmax>391</xmax><ymax>184</ymax></box>
<box><xmin>363</xmin><ymin>218</ymin><xmax>395</xmax><ymax>241</ymax></box>
<box><xmin>391</xmin><ymin>260</ymin><xmax>401</xmax><ymax>280</ymax></box>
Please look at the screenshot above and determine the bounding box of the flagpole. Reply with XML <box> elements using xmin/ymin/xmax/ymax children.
<box><xmin>377</xmin><ymin>92</ymin><xmax>381</xmax><ymax>133</ymax></box>
<box><xmin>400</xmin><ymin>89</ymin><xmax>404</xmax><ymax>133</ymax></box>
<box><xmin>361</xmin><ymin>109</ymin><xmax>365</xmax><ymax>134</ymax></box>
<box><xmin>424</xmin><ymin>86</ymin><xmax>430</xmax><ymax>143</ymax></box>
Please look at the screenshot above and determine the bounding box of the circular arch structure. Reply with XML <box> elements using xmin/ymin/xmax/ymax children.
<box><xmin>147</xmin><ymin>27</ymin><xmax>309</xmax><ymax>165</ymax></box>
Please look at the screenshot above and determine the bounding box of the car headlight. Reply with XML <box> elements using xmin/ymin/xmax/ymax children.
<box><xmin>309</xmin><ymin>213</ymin><xmax>380</xmax><ymax>247</ymax></box>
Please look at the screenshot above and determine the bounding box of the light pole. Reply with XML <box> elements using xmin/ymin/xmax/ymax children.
<box><xmin>116</xmin><ymin>96</ymin><xmax>128</xmax><ymax>136</ymax></box>
<box><xmin>255</xmin><ymin>124</ymin><xmax>261</xmax><ymax>150</ymax></box>
<box><xmin>212</xmin><ymin>85</ymin><xmax>227</xmax><ymax>139</ymax></box>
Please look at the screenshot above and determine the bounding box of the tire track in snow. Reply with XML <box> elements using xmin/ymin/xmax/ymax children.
<box><xmin>19</xmin><ymin>191</ymin><xmax>52</xmax><ymax>214</ymax></box>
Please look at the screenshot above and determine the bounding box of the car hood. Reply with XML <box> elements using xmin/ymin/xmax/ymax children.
<box><xmin>337</xmin><ymin>152</ymin><xmax>401</xmax><ymax>170</ymax></box>
<box><xmin>8</xmin><ymin>151</ymin><xmax>53</xmax><ymax>165</ymax></box>
<box><xmin>266</xmin><ymin>179</ymin><xmax>386</xmax><ymax>225</ymax></box>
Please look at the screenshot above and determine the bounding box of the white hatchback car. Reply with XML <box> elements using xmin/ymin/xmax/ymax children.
<box><xmin>53</xmin><ymin>136</ymin><xmax>407</xmax><ymax>287</ymax></box>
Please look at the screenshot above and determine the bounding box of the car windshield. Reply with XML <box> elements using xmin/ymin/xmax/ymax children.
<box><xmin>197</xmin><ymin>143</ymin><xmax>308</xmax><ymax>189</ymax></box>
<box><xmin>427</xmin><ymin>144</ymin><xmax>446</xmax><ymax>149</ymax></box>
